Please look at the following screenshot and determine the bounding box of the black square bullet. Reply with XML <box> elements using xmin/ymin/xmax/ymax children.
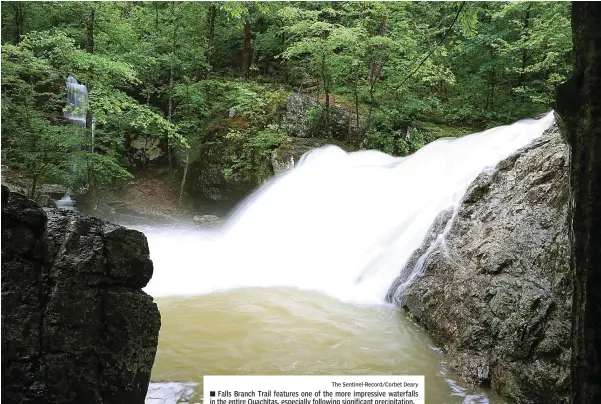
<box><xmin>210</xmin><ymin>391</ymin><xmax>216</xmax><ymax>397</ymax></box>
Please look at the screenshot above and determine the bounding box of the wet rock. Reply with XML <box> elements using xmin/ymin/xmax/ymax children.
<box><xmin>39</xmin><ymin>183</ymin><xmax>67</xmax><ymax>196</ymax></box>
<box><xmin>271</xmin><ymin>136</ymin><xmax>358</xmax><ymax>175</ymax></box>
<box><xmin>387</xmin><ymin>124</ymin><xmax>571</xmax><ymax>403</ymax></box>
<box><xmin>271</xmin><ymin>150</ymin><xmax>295</xmax><ymax>176</ymax></box>
<box><xmin>1</xmin><ymin>181</ymin><xmax>28</xmax><ymax>195</ymax></box>
<box><xmin>1</xmin><ymin>185</ymin><xmax>161</xmax><ymax>404</ymax></box>
<box><xmin>34</xmin><ymin>192</ymin><xmax>57</xmax><ymax>208</ymax></box>
<box><xmin>146</xmin><ymin>382</ymin><xmax>199</xmax><ymax>404</ymax></box>
<box><xmin>193</xmin><ymin>214</ymin><xmax>224</xmax><ymax>227</ymax></box>
<box><xmin>187</xmin><ymin>139</ymin><xmax>257</xmax><ymax>202</ymax></box>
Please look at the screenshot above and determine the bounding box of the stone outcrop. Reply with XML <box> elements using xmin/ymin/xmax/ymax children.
<box><xmin>192</xmin><ymin>214</ymin><xmax>224</xmax><ymax>227</ymax></box>
<box><xmin>186</xmin><ymin>92</ymin><xmax>362</xmax><ymax>201</ymax></box>
<box><xmin>271</xmin><ymin>136</ymin><xmax>358</xmax><ymax>176</ymax></box>
<box><xmin>1</xmin><ymin>185</ymin><xmax>161</xmax><ymax>403</ymax></box>
<box><xmin>281</xmin><ymin>93</ymin><xmax>321</xmax><ymax>138</ymax></box>
<box><xmin>130</xmin><ymin>136</ymin><xmax>164</xmax><ymax>163</ymax></box>
<box><xmin>281</xmin><ymin>93</ymin><xmax>364</xmax><ymax>141</ymax></box>
<box><xmin>387</xmin><ymin>123</ymin><xmax>571</xmax><ymax>403</ymax></box>
<box><xmin>0</xmin><ymin>181</ymin><xmax>58</xmax><ymax>208</ymax></box>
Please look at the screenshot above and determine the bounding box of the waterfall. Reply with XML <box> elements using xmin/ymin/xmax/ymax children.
<box><xmin>64</xmin><ymin>76</ymin><xmax>88</xmax><ymax>159</ymax></box>
<box><xmin>64</xmin><ymin>76</ymin><xmax>96</xmax><ymax>154</ymax></box>
<box><xmin>64</xmin><ymin>76</ymin><xmax>88</xmax><ymax>129</ymax></box>
<box><xmin>56</xmin><ymin>194</ymin><xmax>77</xmax><ymax>211</ymax></box>
<box><xmin>143</xmin><ymin>112</ymin><xmax>556</xmax><ymax>305</ymax></box>
<box><xmin>60</xmin><ymin>76</ymin><xmax>89</xmax><ymax>204</ymax></box>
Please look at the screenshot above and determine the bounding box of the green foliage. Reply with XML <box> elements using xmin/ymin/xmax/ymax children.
<box><xmin>1</xmin><ymin>23</ymin><xmax>177</xmax><ymax>196</ymax></box>
<box><xmin>437</xmin><ymin>2</ymin><xmax>571</xmax><ymax>125</ymax></box>
<box><xmin>223</xmin><ymin>128</ymin><xmax>284</xmax><ymax>183</ymax></box>
<box><xmin>1</xmin><ymin>1</ymin><xmax>572</xmax><ymax>198</ymax></box>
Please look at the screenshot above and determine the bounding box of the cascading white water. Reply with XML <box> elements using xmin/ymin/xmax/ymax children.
<box><xmin>56</xmin><ymin>194</ymin><xmax>76</xmax><ymax>211</ymax></box>
<box><xmin>64</xmin><ymin>76</ymin><xmax>88</xmax><ymax>126</ymax></box>
<box><xmin>144</xmin><ymin>112</ymin><xmax>556</xmax><ymax>305</ymax></box>
<box><xmin>60</xmin><ymin>76</ymin><xmax>89</xmax><ymax>204</ymax></box>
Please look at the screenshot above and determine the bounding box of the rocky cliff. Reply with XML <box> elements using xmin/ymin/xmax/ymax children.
<box><xmin>1</xmin><ymin>185</ymin><xmax>161</xmax><ymax>403</ymax></box>
<box><xmin>387</xmin><ymin>123</ymin><xmax>571</xmax><ymax>403</ymax></box>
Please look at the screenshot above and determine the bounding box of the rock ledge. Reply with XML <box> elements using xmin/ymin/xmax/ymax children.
<box><xmin>1</xmin><ymin>185</ymin><xmax>161</xmax><ymax>404</ymax></box>
<box><xmin>388</xmin><ymin>124</ymin><xmax>571</xmax><ymax>403</ymax></box>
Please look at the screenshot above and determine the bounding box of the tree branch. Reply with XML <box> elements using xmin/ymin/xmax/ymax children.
<box><xmin>392</xmin><ymin>1</ymin><xmax>466</xmax><ymax>93</ymax></box>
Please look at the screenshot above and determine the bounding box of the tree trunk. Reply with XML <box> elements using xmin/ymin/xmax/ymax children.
<box><xmin>207</xmin><ymin>4</ymin><xmax>216</xmax><ymax>77</ymax></box>
<box><xmin>353</xmin><ymin>67</ymin><xmax>360</xmax><ymax>145</ymax></box>
<box><xmin>392</xmin><ymin>132</ymin><xmax>400</xmax><ymax>156</ymax></box>
<box><xmin>488</xmin><ymin>37</ymin><xmax>496</xmax><ymax>112</ymax></box>
<box><xmin>178</xmin><ymin>152</ymin><xmax>189</xmax><ymax>207</ymax></box>
<box><xmin>485</xmin><ymin>11</ymin><xmax>494</xmax><ymax>112</ymax></box>
<box><xmin>517</xmin><ymin>4</ymin><xmax>532</xmax><ymax>87</ymax></box>
<box><xmin>369</xmin><ymin>15</ymin><xmax>388</xmax><ymax>81</ymax></box>
<box><xmin>490</xmin><ymin>68</ymin><xmax>496</xmax><ymax>112</ymax></box>
<box><xmin>30</xmin><ymin>174</ymin><xmax>37</xmax><ymax>199</ymax></box>
<box><xmin>14</xmin><ymin>3</ymin><xmax>24</xmax><ymax>44</ymax></box>
<box><xmin>346</xmin><ymin>110</ymin><xmax>352</xmax><ymax>143</ymax></box>
<box><xmin>321</xmin><ymin>52</ymin><xmax>330</xmax><ymax>137</ymax></box>
<box><xmin>86</xmin><ymin>8</ymin><xmax>95</xmax><ymax>54</ymax></box>
<box><xmin>167</xmin><ymin>1</ymin><xmax>179</xmax><ymax>167</ymax></box>
<box><xmin>167</xmin><ymin>64</ymin><xmax>174</xmax><ymax>167</ymax></box>
<box><xmin>366</xmin><ymin>82</ymin><xmax>376</xmax><ymax>133</ymax></box>
<box><xmin>86</xmin><ymin>6</ymin><xmax>97</xmax><ymax>210</ymax></box>
<box><xmin>555</xmin><ymin>3</ymin><xmax>601</xmax><ymax>404</ymax></box>
<box><xmin>154</xmin><ymin>2</ymin><xmax>160</xmax><ymax>34</ymax></box>
<box><xmin>365</xmin><ymin>14</ymin><xmax>388</xmax><ymax>135</ymax></box>
<box><xmin>242</xmin><ymin>7</ymin><xmax>253</xmax><ymax>80</ymax></box>
<box><xmin>86</xmin><ymin>7</ymin><xmax>95</xmax><ymax>132</ymax></box>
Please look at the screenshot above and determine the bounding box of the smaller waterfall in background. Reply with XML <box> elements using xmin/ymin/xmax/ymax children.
<box><xmin>64</xmin><ymin>76</ymin><xmax>88</xmax><ymax>125</ymax></box>
<box><xmin>56</xmin><ymin>194</ymin><xmax>77</xmax><ymax>211</ymax></box>
<box><xmin>60</xmin><ymin>76</ymin><xmax>89</xmax><ymax>207</ymax></box>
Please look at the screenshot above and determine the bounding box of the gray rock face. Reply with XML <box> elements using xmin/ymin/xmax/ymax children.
<box><xmin>39</xmin><ymin>183</ymin><xmax>67</xmax><ymax>196</ymax></box>
<box><xmin>130</xmin><ymin>136</ymin><xmax>164</xmax><ymax>162</ymax></box>
<box><xmin>271</xmin><ymin>136</ymin><xmax>358</xmax><ymax>176</ymax></box>
<box><xmin>270</xmin><ymin>137</ymin><xmax>322</xmax><ymax>175</ymax></box>
<box><xmin>1</xmin><ymin>185</ymin><xmax>161</xmax><ymax>404</ymax></box>
<box><xmin>281</xmin><ymin>93</ymin><xmax>321</xmax><ymax>138</ymax></box>
<box><xmin>271</xmin><ymin>149</ymin><xmax>295</xmax><ymax>176</ymax></box>
<box><xmin>1</xmin><ymin>181</ymin><xmax>28</xmax><ymax>195</ymax></box>
<box><xmin>193</xmin><ymin>214</ymin><xmax>224</xmax><ymax>227</ymax></box>
<box><xmin>387</xmin><ymin>124</ymin><xmax>571</xmax><ymax>403</ymax></box>
<box><xmin>34</xmin><ymin>192</ymin><xmax>58</xmax><ymax>208</ymax></box>
<box><xmin>281</xmin><ymin>93</ymin><xmax>364</xmax><ymax>140</ymax></box>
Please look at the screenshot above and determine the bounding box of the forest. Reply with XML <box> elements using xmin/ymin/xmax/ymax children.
<box><xmin>0</xmin><ymin>1</ymin><xmax>571</xmax><ymax>208</ymax></box>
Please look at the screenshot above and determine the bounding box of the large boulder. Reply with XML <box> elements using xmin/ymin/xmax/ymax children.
<box><xmin>281</xmin><ymin>93</ymin><xmax>321</xmax><ymax>138</ymax></box>
<box><xmin>187</xmin><ymin>145</ymin><xmax>257</xmax><ymax>202</ymax></box>
<box><xmin>387</xmin><ymin>124</ymin><xmax>571</xmax><ymax>403</ymax></box>
<box><xmin>281</xmin><ymin>93</ymin><xmax>364</xmax><ymax>140</ymax></box>
<box><xmin>1</xmin><ymin>185</ymin><xmax>161</xmax><ymax>404</ymax></box>
<box><xmin>130</xmin><ymin>136</ymin><xmax>164</xmax><ymax>163</ymax></box>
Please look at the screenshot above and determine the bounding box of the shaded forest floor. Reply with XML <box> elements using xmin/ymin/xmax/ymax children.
<box><xmin>1</xmin><ymin>166</ymin><xmax>231</xmax><ymax>225</ymax></box>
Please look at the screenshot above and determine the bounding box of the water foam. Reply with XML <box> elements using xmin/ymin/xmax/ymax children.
<box><xmin>143</xmin><ymin>113</ymin><xmax>555</xmax><ymax>304</ymax></box>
